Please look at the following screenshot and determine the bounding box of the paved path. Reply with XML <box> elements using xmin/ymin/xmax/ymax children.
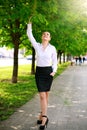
<box><xmin>0</xmin><ymin>63</ymin><xmax>87</xmax><ymax>130</ymax></box>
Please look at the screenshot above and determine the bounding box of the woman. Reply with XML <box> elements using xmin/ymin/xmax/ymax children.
<box><xmin>27</xmin><ymin>23</ymin><xmax>57</xmax><ymax>130</ymax></box>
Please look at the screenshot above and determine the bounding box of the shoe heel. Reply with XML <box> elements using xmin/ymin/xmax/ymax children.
<box><xmin>46</xmin><ymin>118</ymin><xmax>49</xmax><ymax>128</ymax></box>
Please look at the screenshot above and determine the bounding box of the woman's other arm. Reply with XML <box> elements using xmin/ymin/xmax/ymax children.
<box><xmin>50</xmin><ymin>47</ymin><xmax>58</xmax><ymax>76</ymax></box>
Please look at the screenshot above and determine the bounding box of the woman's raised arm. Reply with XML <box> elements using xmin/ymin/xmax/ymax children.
<box><xmin>27</xmin><ymin>23</ymin><xmax>38</xmax><ymax>49</ymax></box>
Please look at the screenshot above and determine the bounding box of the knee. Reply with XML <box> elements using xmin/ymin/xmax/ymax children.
<box><xmin>40</xmin><ymin>93</ymin><xmax>46</xmax><ymax>100</ymax></box>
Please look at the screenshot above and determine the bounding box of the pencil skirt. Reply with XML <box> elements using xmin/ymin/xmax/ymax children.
<box><xmin>35</xmin><ymin>66</ymin><xmax>53</xmax><ymax>92</ymax></box>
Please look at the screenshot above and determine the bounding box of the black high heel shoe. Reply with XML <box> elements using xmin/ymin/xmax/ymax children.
<box><xmin>37</xmin><ymin>120</ymin><xmax>42</xmax><ymax>124</ymax></box>
<box><xmin>37</xmin><ymin>112</ymin><xmax>42</xmax><ymax>124</ymax></box>
<box><xmin>39</xmin><ymin>115</ymin><xmax>49</xmax><ymax>130</ymax></box>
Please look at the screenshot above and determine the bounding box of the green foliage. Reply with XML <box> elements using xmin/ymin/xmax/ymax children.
<box><xmin>0</xmin><ymin>0</ymin><xmax>87</xmax><ymax>55</ymax></box>
<box><xmin>0</xmin><ymin>65</ymin><xmax>37</xmax><ymax>121</ymax></box>
<box><xmin>0</xmin><ymin>1</ymin><xmax>87</xmax><ymax>81</ymax></box>
<box><xmin>55</xmin><ymin>62</ymin><xmax>70</xmax><ymax>78</ymax></box>
<box><xmin>0</xmin><ymin>62</ymin><xmax>70</xmax><ymax>121</ymax></box>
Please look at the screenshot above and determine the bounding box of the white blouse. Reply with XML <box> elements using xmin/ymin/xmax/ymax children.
<box><xmin>27</xmin><ymin>24</ymin><xmax>58</xmax><ymax>72</ymax></box>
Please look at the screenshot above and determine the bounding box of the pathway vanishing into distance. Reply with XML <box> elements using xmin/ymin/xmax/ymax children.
<box><xmin>0</xmin><ymin>62</ymin><xmax>87</xmax><ymax>130</ymax></box>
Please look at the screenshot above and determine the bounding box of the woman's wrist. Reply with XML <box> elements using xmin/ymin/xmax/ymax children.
<box><xmin>50</xmin><ymin>72</ymin><xmax>55</xmax><ymax>76</ymax></box>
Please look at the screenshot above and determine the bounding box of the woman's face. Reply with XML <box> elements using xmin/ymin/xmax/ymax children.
<box><xmin>42</xmin><ymin>32</ymin><xmax>51</xmax><ymax>42</ymax></box>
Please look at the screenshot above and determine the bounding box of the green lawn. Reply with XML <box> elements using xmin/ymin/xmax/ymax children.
<box><xmin>0</xmin><ymin>62</ymin><xmax>70</xmax><ymax>121</ymax></box>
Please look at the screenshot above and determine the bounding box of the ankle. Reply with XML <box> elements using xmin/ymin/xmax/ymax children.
<box><xmin>37</xmin><ymin>112</ymin><xmax>42</xmax><ymax>125</ymax></box>
<box><xmin>42</xmin><ymin>115</ymin><xmax>48</xmax><ymax>125</ymax></box>
<box><xmin>39</xmin><ymin>115</ymin><xmax>49</xmax><ymax>129</ymax></box>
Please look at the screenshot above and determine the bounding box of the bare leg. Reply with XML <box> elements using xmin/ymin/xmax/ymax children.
<box><xmin>39</xmin><ymin>91</ymin><xmax>49</xmax><ymax>125</ymax></box>
<box><xmin>46</xmin><ymin>92</ymin><xmax>49</xmax><ymax>105</ymax></box>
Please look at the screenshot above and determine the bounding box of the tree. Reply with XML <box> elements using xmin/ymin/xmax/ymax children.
<box><xmin>1</xmin><ymin>0</ymin><xmax>87</xmax><ymax>83</ymax></box>
<box><xmin>0</xmin><ymin>0</ymin><xmax>37</xmax><ymax>82</ymax></box>
<box><xmin>0</xmin><ymin>0</ymin><xmax>59</xmax><ymax>82</ymax></box>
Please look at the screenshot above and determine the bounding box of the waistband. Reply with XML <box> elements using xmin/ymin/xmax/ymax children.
<box><xmin>36</xmin><ymin>66</ymin><xmax>52</xmax><ymax>68</ymax></box>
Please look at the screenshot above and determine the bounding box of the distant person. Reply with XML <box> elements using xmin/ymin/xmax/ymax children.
<box><xmin>79</xmin><ymin>56</ymin><xmax>82</xmax><ymax>65</ymax></box>
<box><xmin>75</xmin><ymin>57</ymin><xmax>78</xmax><ymax>65</ymax></box>
<box><xmin>83</xmin><ymin>57</ymin><xmax>85</xmax><ymax>63</ymax></box>
<box><xmin>27</xmin><ymin>22</ymin><xmax>57</xmax><ymax>130</ymax></box>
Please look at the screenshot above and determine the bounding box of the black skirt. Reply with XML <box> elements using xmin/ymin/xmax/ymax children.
<box><xmin>35</xmin><ymin>66</ymin><xmax>53</xmax><ymax>92</ymax></box>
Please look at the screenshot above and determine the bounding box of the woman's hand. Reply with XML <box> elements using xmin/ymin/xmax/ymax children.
<box><xmin>28</xmin><ymin>16</ymin><xmax>32</xmax><ymax>24</ymax></box>
<box><xmin>50</xmin><ymin>72</ymin><xmax>55</xmax><ymax>77</ymax></box>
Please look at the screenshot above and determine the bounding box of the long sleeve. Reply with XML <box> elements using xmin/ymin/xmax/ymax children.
<box><xmin>27</xmin><ymin>24</ymin><xmax>39</xmax><ymax>50</ymax></box>
<box><xmin>52</xmin><ymin>47</ymin><xmax>58</xmax><ymax>73</ymax></box>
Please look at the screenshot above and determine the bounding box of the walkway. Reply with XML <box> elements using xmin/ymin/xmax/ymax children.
<box><xmin>0</xmin><ymin>62</ymin><xmax>87</xmax><ymax>130</ymax></box>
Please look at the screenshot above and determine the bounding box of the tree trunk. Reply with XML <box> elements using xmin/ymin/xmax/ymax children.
<box><xmin>31</xmin><ymin>47</ymin><xmax>35</xmax><ymax>74</ymax></box>
<box><xmin>67</xmin><ymin>53</ymin><xmax>71</xmax><ymax>61</ymax></box>
<box><xmin>12</xmin><ymin>44</ymin><xmax>19</xmax><ymax>83</ymax></box>
<box><xmin>11</xmin><ymin>19</ymin><xmax>20</xmax><ymax>83</ymax></box>
<box><xmin>57</xmin><ymin>50</ymin><xmax>62</xmax><ymax>64</ymax></box>
<box><xmin>63</xmin><ymin>53</ymin><xmax>65</xmax><ymax>63</ymax></box>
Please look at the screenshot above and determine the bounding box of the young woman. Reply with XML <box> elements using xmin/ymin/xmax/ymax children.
<box><xmin>27</xmin><ymin>23</ymin><xmax>57</xmax><ymax>130</ymax></box>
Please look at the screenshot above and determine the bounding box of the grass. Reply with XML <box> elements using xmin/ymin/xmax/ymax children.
<box><xmin>0</xmin><ymin>62</ymin><xmax>70</xmax><ymax>121</ymax></box>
